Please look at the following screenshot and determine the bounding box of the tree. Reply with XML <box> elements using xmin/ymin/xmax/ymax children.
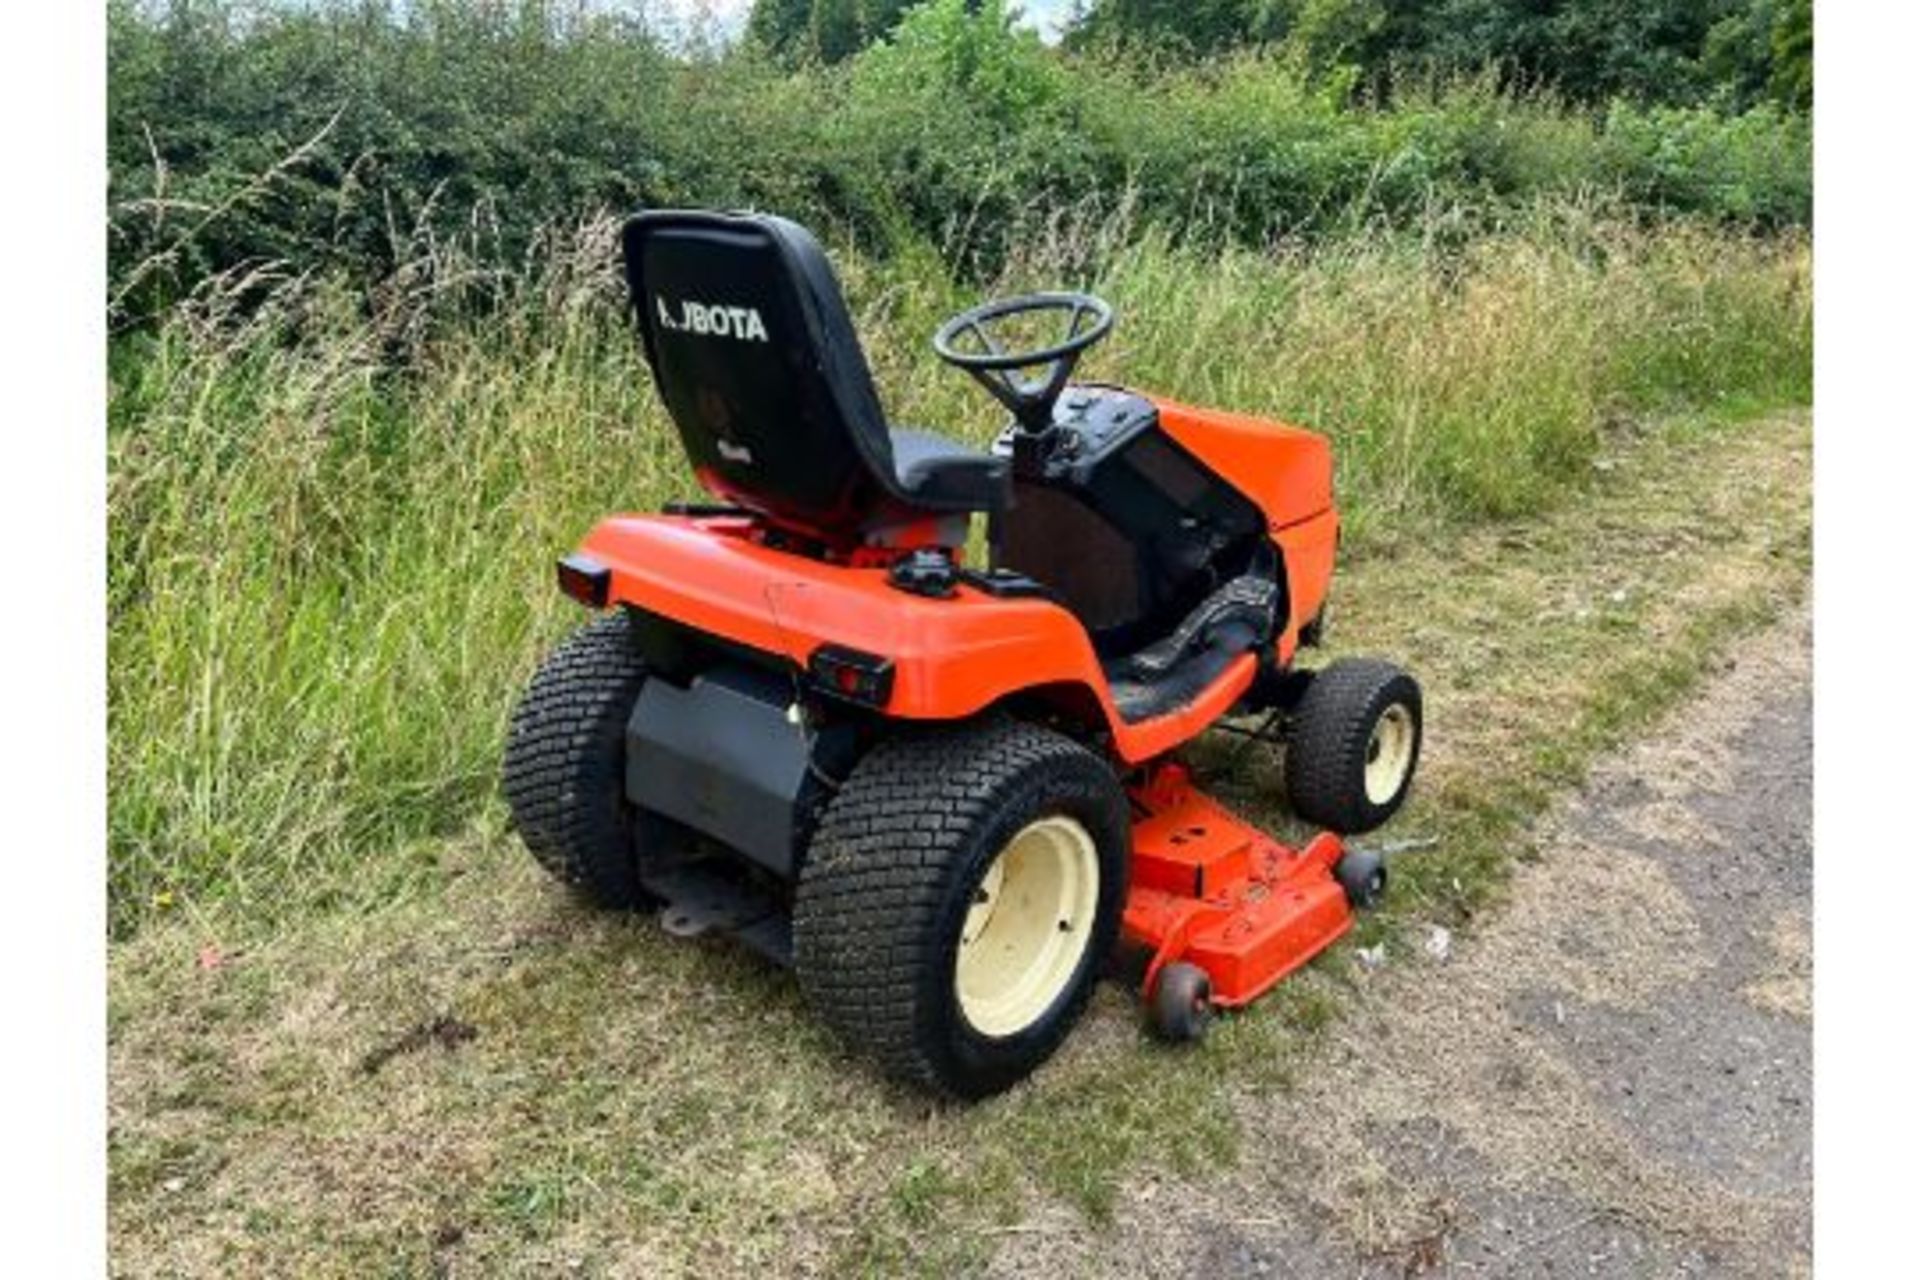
<box><xmin>1061</xmin><ymin>0</ymin><xmax>1811</xmax><ymax>109</ymax></box>
<box><xmin>1065</xmin><ymin>0</ymin><xmax>1286</xmax><ymax>57</ymax></box>
<box><xmin>1703</xmin><ymin>0</ymin><xmax>1778</xmax><ymax>108</ymax></box>
<box><xmin>747</xmin><ymin>0</ymin><xmax>814</xmax><ymax>60</ymax></box>
<box><xmin>1769</xmin><ymin>0</ymin><xmax>1811</xmax><ymax>109</ymax></box>
<box><xmin>810</xmin><ymin>0</ymin><xmax>864</xmax><ymax>61</ymax></box>
<box><xmin>747</xmin><ymin>0</ymin><xmax>957</xmax><ymax>64</ymax></box>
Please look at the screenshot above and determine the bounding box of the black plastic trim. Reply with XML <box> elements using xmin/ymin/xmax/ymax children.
<box><xmin>556</xmin><ymin>553</ymin><xmax>611</xmax><ymax>608</ymax></box>
<box><xmin>809</xmin><ymin>645</ymin><xmax>896</xmax><ymax>707</ymax></box>
<box><xmin>956</xmin><ymin>567</ymin><xmax>1061</xmax><ymax>602</ymax></box>
<box><xmin>661</xmin><ymin>501</ymin><xmax>749</xmax><ymax>518</ymax></box>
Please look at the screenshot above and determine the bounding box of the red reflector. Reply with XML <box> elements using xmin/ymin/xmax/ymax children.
<box><xmin>809</xmin><ymin>645</ymin><xmax>895</xmax><ymax>707</ymax></box>
<box><xmin>556</xmin><ymin>554</ymin><xmax>611</xmax><ymax>608</ymax></box>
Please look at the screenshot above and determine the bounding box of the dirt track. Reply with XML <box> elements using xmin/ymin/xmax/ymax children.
<box><xmin>993</xmin><ymin>606</ymin><xmax>1812</xmax><ymax>1278</ymax></box>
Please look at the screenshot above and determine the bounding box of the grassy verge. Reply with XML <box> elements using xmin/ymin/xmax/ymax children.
<box><xmin>109</xmin><ymin>409</ymin><xmax>1809</xmax><ymax>1277</ymax></box>
<box><xmin>108</xmin><ymin>213</ymin><xmax>1810</xmax><ymax>936</ymax></box>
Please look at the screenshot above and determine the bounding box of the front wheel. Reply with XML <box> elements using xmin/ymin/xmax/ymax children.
<box><xmin>1284</xmin><ymin>658</ymin><xmax>1423</xmax><ymax>835</ymax></box>
<box><xmin>793</xmin><ymin>719</ymin><xmax>1129</xmax><ymax>1098</ymax></box>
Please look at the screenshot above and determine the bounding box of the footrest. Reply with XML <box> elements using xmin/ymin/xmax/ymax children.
<box><xmin>1115</xmin><ymin>575</ymin><xmax>1277</xmax><ymax>680</ymax></box>
<box><xmin>1101</xmin><ymin>574</ymin><xmax>1277</xmax><ymax>723</ymax></box>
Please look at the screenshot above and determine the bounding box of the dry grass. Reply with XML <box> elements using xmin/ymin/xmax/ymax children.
<box><xmin>109</xmin><ymin>411</ymin><xmax>1810</xmax><ymax>1277</ymax></box>
<box><xmin>1747</xmin><ymin>912</ymin><xmax>1814</xmax><ymax>1023</ymax></box>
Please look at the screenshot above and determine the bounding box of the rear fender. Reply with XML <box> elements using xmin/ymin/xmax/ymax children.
<box><xmin>573</xmin><ymin>514</ymin><xmax>1254</xmax><ymax>765</ymax></box>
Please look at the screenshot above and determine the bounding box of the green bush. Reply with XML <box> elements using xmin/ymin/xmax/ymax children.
<box><xmin>108</xmin><ymin>0</ymin><xmax>1812</xmax><ymax>314</ymax></box>
<box><xmin>1602</xmin><ymin>100</ymin><xmax>1813</xmax><ymax>225</ymax></box>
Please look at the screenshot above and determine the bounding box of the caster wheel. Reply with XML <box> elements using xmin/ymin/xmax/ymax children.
<box><xmin>1335</xmin><ymin>847</ymin><xmax>1387</xmax><ymax>910</ymax></box>
<box><xmin>1149</xmin><ymin>962</ymin><xmax>1214</xmax><ymax>1043</ymax></box>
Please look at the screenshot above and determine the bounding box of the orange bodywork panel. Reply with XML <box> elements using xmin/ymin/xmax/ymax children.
<box><xmin>1150</xmin><ymin>395</ymin><xmax>1340</xmax><ymax>653</ymax></box>
<box><xmin>1122</xmin><ymin>763</ymin><xmax>1353</xmax><ymax>1007</ymax></box>
<box><xmin>1152</xmin><ymin>396</ymin><xmax>1333</xmax><ymax>528</ymax></box>
<box><xmin>577</xmin><ymin>514</ymin><xmax>1255</xmax><ymax>764</ymax></box>
<box><xmin>1274</xmin><ymin>508</ymin><xmax>1338</xmax><ymax>654</ymax></box>
<box><xmin>579</xmin><ymin>403</ymin><xmax>1338</xmax><ymax>764</ymax></box>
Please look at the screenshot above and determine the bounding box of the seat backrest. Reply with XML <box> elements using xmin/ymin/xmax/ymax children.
<box><xmin>622</xmin><ymin>210</ymin><xmax>903</xmax><ymax>536</ymax></box>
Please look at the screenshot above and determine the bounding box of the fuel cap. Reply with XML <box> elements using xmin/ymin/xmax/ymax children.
<box><xmin>887</xmin><ymin>549</ymin><xmax>960</xmax><ymax>599</ymax></box>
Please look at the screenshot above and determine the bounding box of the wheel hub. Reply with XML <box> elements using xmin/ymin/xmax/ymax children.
<box><xmin>954</xmin><ymin>816</ymin><xmax>1099</xmax><ymax>1038</ymax></box>
<box><xmin>1364</xmin><ymin>703</ymin><xmax>1415</xmax><ymax>804</ymax></box>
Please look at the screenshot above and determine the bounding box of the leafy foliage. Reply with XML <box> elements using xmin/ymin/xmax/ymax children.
<box><xmin>107</xmin><ymin>206</ymin><xmax>1811</xmax><ymax>935</ymax></box>
<box><xmin>748</xmin><ymin>0</ymin><xmax>927</xmax><ymax>63</ymax></box>
<box><xmin>1770</xmin><ymin>0</ymin><xmax>1813</xmax><ymax>110</ymax></box>
<box><xmin>108</xmin><ymin>0</ymin><xmax>1811</xmax><ymax>315</ymax></box>
<box><xmin>1066</xmin><ymin>0</ymin><xmax>1815</xmax><ymax>109</ymax></box>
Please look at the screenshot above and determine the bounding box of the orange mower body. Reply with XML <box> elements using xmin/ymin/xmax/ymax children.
<box><xmin>573</xmin><ymin>394</ymin><xmax>1339</xmax><ymax>766</ymax></box>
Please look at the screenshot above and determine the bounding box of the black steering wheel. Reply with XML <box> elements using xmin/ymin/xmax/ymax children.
<box><xmin>932</xmin><ymin>291</ymin><xmax>1114</xmax><ymax>432</ymax></box>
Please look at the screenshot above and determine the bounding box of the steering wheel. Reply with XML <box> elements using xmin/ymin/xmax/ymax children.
<box><xmin>932</xmin><ymin>291</ymin><xmax>1114</xmax><ymax>432</ymax></box>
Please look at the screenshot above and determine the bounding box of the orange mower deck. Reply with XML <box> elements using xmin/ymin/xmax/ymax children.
<box><xmin>1123</xmin><ymin>763</ymin><xmax>1353</xmax><ymax>1009</ymax></box>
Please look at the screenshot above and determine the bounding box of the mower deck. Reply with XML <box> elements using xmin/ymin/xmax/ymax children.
<box><xmin>637</xmin><ymin>758</ymin><xmax>1358</xmax><ymax>1020</ymax></box>
<box><xmin>1122</xmin><ymin>763</ymin><xmax>1353</xmax><ymax>1009</ymax></box>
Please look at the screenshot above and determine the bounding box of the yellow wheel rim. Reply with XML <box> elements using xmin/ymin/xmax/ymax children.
<box><xmin>954</xmin><ymin>816</ymin><xmax>1100</xmax><ymax>1038</ymax></box>
<box><xmin>1364</xmin><ymin>702</ymin><xmax>1416</xmax><ymax>804</ymax></box>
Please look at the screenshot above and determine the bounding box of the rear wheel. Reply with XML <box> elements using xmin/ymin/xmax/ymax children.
<box><xmin>502</xmin><ymin>612</ymin><xmax>650</xmax><ymax>909</ymax></box>
<box><xmin>1285</xmin><ymin>658</ymin><xmax>1423</xmax><ymax>835</ymax></box>
<box><xmin>794</xmin><ymin>719</ymin><xmax>1129</xmax><ymax>1098</ymax></box>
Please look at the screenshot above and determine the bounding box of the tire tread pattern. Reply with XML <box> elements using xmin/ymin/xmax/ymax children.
<box><xmin>501</xmin><ymin>612</ymin><xmax>647</xmax><ymax>909</ymax></box>
<box><xmin>793</xmin><ymin>718</ymin><xmax>1122</xmax><ymax>1096</ymax></box>
<box><xmin>1284</xmin><ymin>657</ymin><xmax>1421</xmax><ymax>835</ymax></box>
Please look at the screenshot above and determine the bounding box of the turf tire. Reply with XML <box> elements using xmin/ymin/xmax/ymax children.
<box><xmin>793</xmin><ymin>719</ymin><xmax>1129</xmax><ymax>1099</ymax></box>
<box><xmin>1284</xmin><ymin>657</ymin><xmax>1422</xmax><ymax>835</ymax></box>
<box><xmin>502</xmin><ymin>611</ymin><xmax>650</xmax><ymax>910</ymax></box>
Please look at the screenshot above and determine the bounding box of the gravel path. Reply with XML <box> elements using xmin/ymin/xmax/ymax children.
<box><xmin>993</xmin><ymin>607</ymin><xmax>1812</xmax><ymax>1278</ymax></box>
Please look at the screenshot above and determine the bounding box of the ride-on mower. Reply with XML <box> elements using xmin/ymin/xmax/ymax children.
<box><xmin>504</xmin><ymin>210</ymin><xmax>1423</xmax><ymax>1098</ymax></box>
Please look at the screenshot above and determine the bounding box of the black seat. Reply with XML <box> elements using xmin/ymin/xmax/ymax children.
<box><xmin>621</xmin><ymin>210</ymin><xmax>1007</xmax><ymax>538</ymax></box>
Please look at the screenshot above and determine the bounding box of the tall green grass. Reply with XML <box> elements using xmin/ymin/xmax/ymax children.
<box><xmin>106</xmin><ymin>206</ymin><xmax>1809</xmax><ymax>936</ymax></box>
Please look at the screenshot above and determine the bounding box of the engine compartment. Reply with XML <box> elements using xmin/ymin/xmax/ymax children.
<box><xmin>993</xmin><ymin>386</ymin><xmax>1271</xmax><ymax>658</ymax></box>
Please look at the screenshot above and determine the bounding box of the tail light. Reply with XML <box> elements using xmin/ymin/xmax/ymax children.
<box><xmin>556</xmin><ymin>553</ymin><xmax>611</xmax><ymax>608</ymax></box>
<box><xmin>809</xmin><ymin>645</ymin><xmax>895</xmax><ymax>707</ymax></box>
